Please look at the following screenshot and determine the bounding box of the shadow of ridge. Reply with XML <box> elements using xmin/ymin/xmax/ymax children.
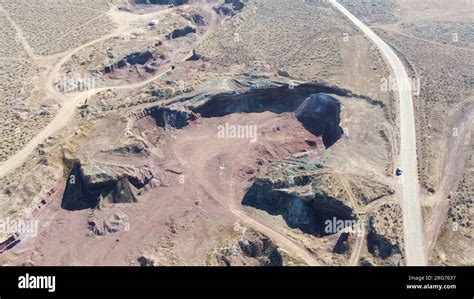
<box><xmin>61</xmin><ymin>162</ymin><xmax>137</xmax><ymax>211</ymax></box>
<box><xmin>242</xmin><ymin>179</ymin><xmax>355</xmax><ymax>237</ymax></box>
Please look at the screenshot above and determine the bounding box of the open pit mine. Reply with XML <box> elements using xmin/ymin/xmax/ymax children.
<box><xmin>1</xmin><ymin>0</ymin><xmax>469</xmax><ymax>270</ymax></box>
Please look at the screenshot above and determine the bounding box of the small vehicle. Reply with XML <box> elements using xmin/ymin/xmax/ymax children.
<box><xmin>148</xmin><ymin>19</ymin><xmax>158</xmax><ymax>27</ymax></box>
<box><xmin>396</xmin><ymin>167</ymin><xmax>403</xmax><ymax>176</ymax></box>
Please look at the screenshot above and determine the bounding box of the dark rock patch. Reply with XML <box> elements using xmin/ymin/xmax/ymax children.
<box><xmin>213</xmin><ymin>232</ymin><xmax>283</xmax><ymax>266</ymax></box>
<box><xmin>214</xmin><ymin>0</ymin><xmax>245</xmax><ymax>16</ymax></box>
<box><xmin>167</xmin><ymin>26</ymin><xmax>196</xmax><ymax>39</ymax></box>
<box><xmin>333</xmin><ymin>232</ymin><xmax>351</xmax><ymax>254</ymax></box>
<box><xmin>295</xmin><ymin>93</ymin><xmax>344</xmax><ymax>147</ymax></box>
<box><xmin>186</xmin><ymin>49</ymin><xmax>205</xmax><ymax>61</ymax></box>
<box><xmin>367</xmin><ymin>218</ymin><xmax>402</xmax><ymax>259</ymax></box>
<box><xmin>242</xmin><ymin>177</ymin><xmax>355</xmax><ymax>237</ymax></box>
<box><xmin>61</xmin><ymin>163</ymin><xmax>138</xmax><ymax>211</ymax></box>
<box><xmin>238</xmin><ymin>235</ymin><xmax>283</xmax><ymax>266</ymax></box>
<box><xmin>103</xmin><ymin>50</ymin><xmax>154</xmax><ymax>74</ymax></box>
<box><xmin>147</xmin><ymin>107</ymin><xmax>197</xmax><ymax>129</ymax></box>
<box><xmin>190</xmin><ymin>13</ymin><xmax>207</xmax><ymax>26</ymax></box>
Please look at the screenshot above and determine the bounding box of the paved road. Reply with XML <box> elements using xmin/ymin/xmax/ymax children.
<box><xmin>329</xmin><ymin>0</ymin><xmax>427</xmax><ymax>265</ymax></box>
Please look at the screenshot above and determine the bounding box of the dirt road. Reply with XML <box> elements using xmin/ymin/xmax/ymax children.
<box><xmin>338</xmin><ymin>175</ymin><xmax>365</xmax><ymax>266</ymax></box>
<box><xmin>0</xmin><ymin>5</ymin><xmax>36</xmax><ymax>60</ymax></box>
<box><xmin>329</xmin><ymin>0</ymin><xmax>427</xmax><ymax>265</ymax></box>
<box><xmin>168</xmin><ymin>113</ymin><xmax>323</xmax><ymax>266</ymax></box>
<box><xmin>0</xmin><ymin>5</ymin><xmax>204</xmax><ymax>179</ymax></box>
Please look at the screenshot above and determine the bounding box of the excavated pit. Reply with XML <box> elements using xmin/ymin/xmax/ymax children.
<box><xmin>190</xmin><ymin>83</ymin><xmax>346</xmax><ymax>148</ymax></box>
<box><xmin>132</xmin><ymin>82</ymin><xmax>353</xmax><ymax>238</ymax></box>
<box><xmin>60</xmin><ymin>81</ymin><xmax>351</xmax><ymax>237</ymax></box>
<box><xmin>138</xmin><ymin>83</ymin><xmax>345</xmax><ymax>148</ymax></box>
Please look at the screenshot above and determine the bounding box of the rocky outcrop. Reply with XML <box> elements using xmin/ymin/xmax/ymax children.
<box><xmin>367</xmin><ymin>219</ymin><xmax>401</xmax><ymax>260</ymax></box>
<box><xmin>61</xmin><ymin>162</ymin><xmax>137</xmax><ymax>211</ymax></box>
<box><xmin>359</xmin><ymin>258</ymin><xmax>374</xmax><ymax>266</ymax></box>
<box><xmin>211</xmin><ymin>231</ymin><xmax>283</xmax><ymax>266</ymax></box>
<box><xmin>190</xmin><ymin>13</ymin><xmax>207</xmax><ymax>26</ymax></box>
<box><xmin>186</xmin><ymin>49</ymin><xmax>205</xmax><ymax>61</ymax></box>
<box><xmin>167</xmin><ymin>26</ymin><xmax>197</xmax><ymax>39</ymax></box>
<box><xmin>88</xmin><ymin>211</ymin><xmax>129</xmax><ymax>236</ymax></box>
<box><xmin>238</xmin><ymin>235</ymin><xmax>282</xmax><ymax>264</ymax></box>
<box><xmin>108</xmin><ymin>143</ymin><xmax>149</xmax><ymax>156</ymax></box>
<box><xmin>147</xmin><ymin>107</ymin><xmax>197</xmax><ymax>129</ymax></box>
<box><xmin>103</xmin><ymin>50</ymin><xmax>154</xmax><ymax>74</ymax></box>
<box><xmin>123</xmin><ymin>51</ymin><xmax>154</xmax><ymax>65</ymax></box>
<box><xmin>366</xmin><ymin>203</ymin><xmax>404</xmax><ymax>265</ymax></box>
<box><xmin>214</xmin><ymin>0</ymin><xmax>244</xmax><ymax>16</ymax></box>
<box><xmin>345</xmin><ymin>176</ymin><xmax>395</xmax><ymax>206</ymax></box>
<box><xmin>137</xmin><ymin>255</ymin><xmax>155</xmax><ymax>266</ymax></box>
<box><xmin>333</xmin><ymin>232</ymin><xmax>353</xmax><ymax>255</ymax></box>
<box><xmin>295</xmin><ymin>94</ymin><xmax>344</xmax><ymax>147</ymax></box>
<box><xmin>242</xmin><ymin>172</ymin><xmax>355</xmax><ymax>237</ymax></box>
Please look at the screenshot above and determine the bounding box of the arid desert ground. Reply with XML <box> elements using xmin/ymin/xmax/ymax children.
<box><xmin>0</xmin><ymin>0</ymin><xmax>472</xmax><ymax>266</ymax></box>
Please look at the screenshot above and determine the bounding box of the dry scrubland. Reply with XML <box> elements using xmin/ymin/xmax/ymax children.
<box><xmin>366</xmin><ymin>202</ymin><xmax>404</xmax><ymax>265</ymax></box>
<box><xmin>400</xmin><ymin>21</ymin><xmax>473</xmax><ymax>48</ymax></box>
<box><xmin>0</xmin><ymin>11</ymin><xmax>29</xmax><ymax>59</ymax></box>
<box><xmin>356</xmin><ymin>0</ymin><xmax>473</xmax><ymax>264</ymax></box>
<box><xmin>0</xmin><ymin>0</ymin><xmax>116</xmax><ymax>162</ymax></box>
<box><xmin>199</xmin><ymin>0</ymin><xmax>349</xmax><ymax>80</ymax></box>
<box><xmin>341</xmin><ymin>0</ymin><xmax>399</xmax><ymax>24</ymax></box>
<box><xmin>0</xmin><ymin>10</ymin><xmax>36</xmax><ymax>162</ymax></box>
<box><xmin>381</xmin><ymin>30</ymin><xmax>473</xmax><ymax>192</ymax></box>
<box><xmin>434</xmin><ymin>138</ymin><xmax>474</xmax><ymax>265</ymax></box>
<box><xmin>351</xmin><ymin>0</ymin><xmax>473</xmax><ymax>192</ymax></box>
<box><xmin>0</xmin><ymin>59</ymin><xmax>40</xmax><ymax>164</ymax></box>
<box><xmin>1</xmin><ymin>0</ymin><xmax>113</xmax><ymax>55</ymax></box>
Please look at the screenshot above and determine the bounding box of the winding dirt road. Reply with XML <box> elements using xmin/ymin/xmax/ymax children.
<box><xmin>0</xmin><ymin>5</ymin><xmax>200</xmax><ymax>179</ymax></box>
<box><xmin>329</xmin><ymin>0</ymin><xmax>427</xmax><ymax>266</ymax></box>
